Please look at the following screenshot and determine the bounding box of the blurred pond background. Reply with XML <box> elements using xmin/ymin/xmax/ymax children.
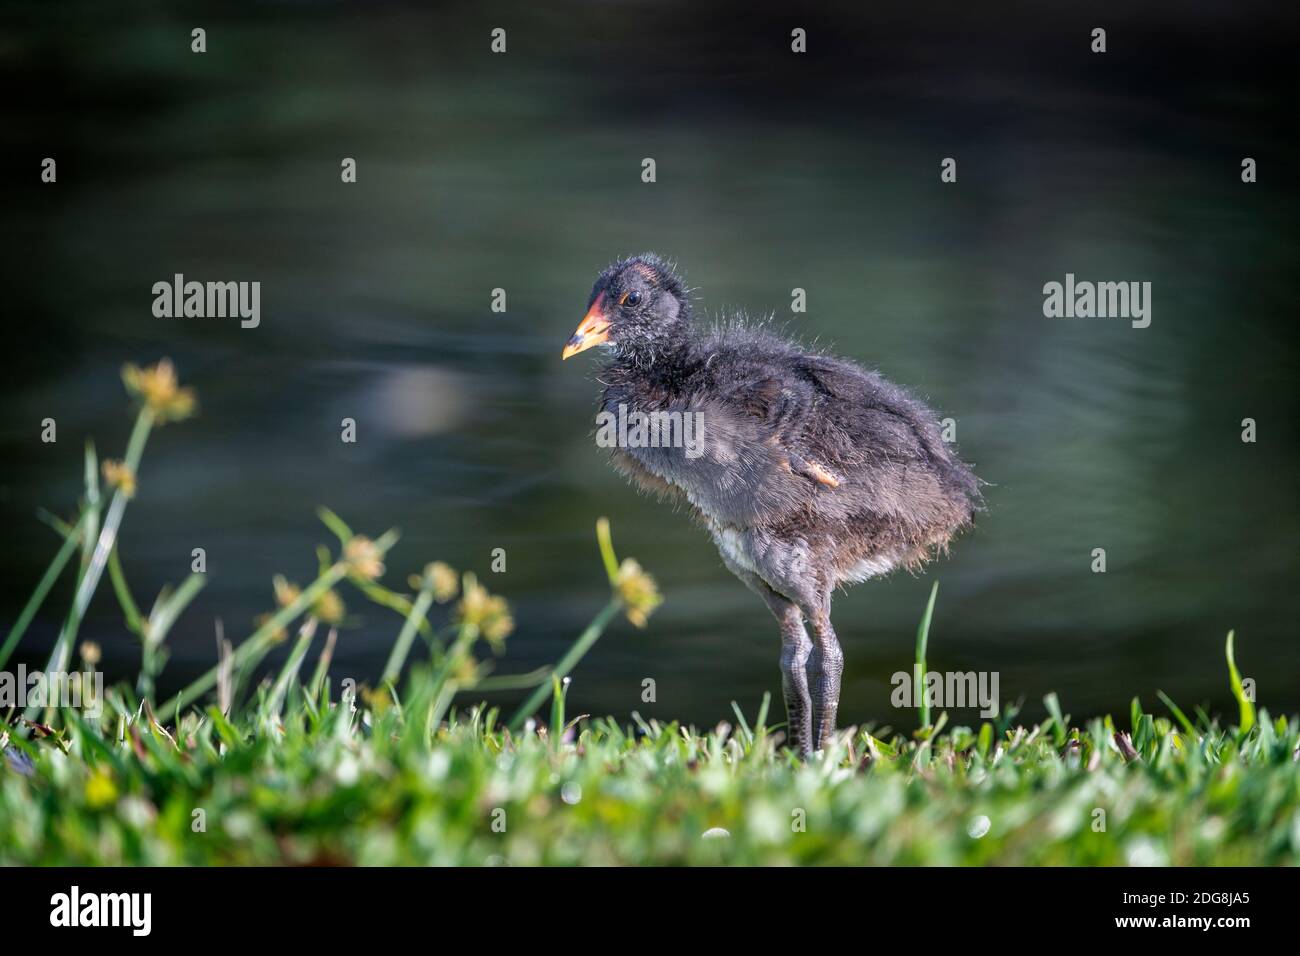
<box><xmin>3</xmin><ymin>0</ymin><xmax>1297</xmax><ymax>727</ymax></box>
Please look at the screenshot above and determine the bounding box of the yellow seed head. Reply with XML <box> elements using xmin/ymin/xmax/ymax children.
<box><xmin>614</xmin><ymin>558</ymin><xmax>662</xmax><ymax>628</ymax></box>
<box><xmin>310</xmin><ymin>588</ymin><xmax>346</xmax><ymax>625</ymax></box>
<box><xmin>273</xmin><ymin>576</ymin><xmax>301</xmax><ymax>609</ymax></box>
<box><xmin>409</xmin><ymin>561</ymin><xmax>459</xmax><ymax>601</ymax></box>
<box><xmin>122</xmin><ymin>358</ymin><xmax>196</xmax><ymax>424</ymax></box>
<box><xmin>344</xmin><ymin>536</ymin><xmax>385</xmax><ymax>581</ymax></box>
<box><xmin>101</xmin><ymin>459</ymin><xmax>137</xmax><ymax>498</ymax></box>
<box><xmin>455</xmin><ymin>576</ymin><xmax>514</xmax><ymax>649</ymax></box>
<box><xmin>428</xmin><ymin>561</ymin><xmax>459</xmax><ymax>603</ymax></box>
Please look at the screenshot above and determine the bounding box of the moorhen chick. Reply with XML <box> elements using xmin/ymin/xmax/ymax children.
<box><xmin>562</xmin><ymin>254</ymin><xmax>981</xmax><ymax>755</ymax></box>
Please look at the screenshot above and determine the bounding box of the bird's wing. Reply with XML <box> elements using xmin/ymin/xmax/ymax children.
<box><xmin>793</xmin><ymin>355</ymin><xmax>948</xmax><ymax>465</ymax></box>
<box><xmin>609</xmin><ymin>447</ymin><xmax>687</xmax><ymax>500</ymax></box>
<box><xmin>715</xmin><ymin>374</ymin><xmax>843</xmax><ymax>488</ymax></box>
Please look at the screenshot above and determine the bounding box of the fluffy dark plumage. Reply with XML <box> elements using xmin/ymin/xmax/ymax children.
<box><xmin>570</xmin><ymin>253</ymin><xmax>981</xmax><ymax>754</ymax></box>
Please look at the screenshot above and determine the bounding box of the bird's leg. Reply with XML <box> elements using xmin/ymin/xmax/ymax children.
<box><xmin>807</xmin><ymin>608</ymin><xmax>844</xmax><ymax>752</ymax></box>
<box><xmin>776</xmin><ymin>603</ymin><xmax>814</xmax><ymax>757</ymax></box>
<box><xmin>716</xmin><ymin>555</ymin><xmax>815</xmax><ymax>757</ymax></box>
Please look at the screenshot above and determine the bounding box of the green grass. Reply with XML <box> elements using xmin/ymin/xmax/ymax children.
<box><xmin>2</xmin><ymin>361</ymin><xmax>1298</xmax><ymax>866</ymax></box>
<box><xmin>3</xmin><ymin>677</ymin><xmax>1298</xmax><ymax>865</ymax></box>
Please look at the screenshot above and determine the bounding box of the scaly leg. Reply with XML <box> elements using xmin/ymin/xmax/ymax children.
<box><xmin>776</xmin><ymin>602</ymin><xmax>814</xmax><ymax>757</ymax></box>
<box><xmin>717</xmin><ymin>553</ymin><xmax>814</xmax><ymax>756</ymax></box>
<box><xmin>807</xmin><ymin>606</ymin><xmax>844</xmax><ymax>752</ymax></box>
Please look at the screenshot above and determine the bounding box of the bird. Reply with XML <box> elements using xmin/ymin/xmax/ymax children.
<box><xmin>562</xmin><ymin>253</ymin><xmax>981</xmax><ymax>756</ymax></box>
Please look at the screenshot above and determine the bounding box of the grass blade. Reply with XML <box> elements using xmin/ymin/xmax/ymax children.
<box><xmin>0</xmin><ymin>513</ymin><xmax>86</xmax><ymax>670</ymax></box>
<box><xmin>1156</xmin><ymin>689</ymin><xmax>1196</xmax><ymax>737</ymax></box>
<box><xmin>382</xmin><ymin>586</ymin><xmax>434</xmax><ymax>685</ymax></box>
<box><xmin>1225</xmin><ymin>629</ymin><xmax>1255</xmax><ymax>735</ymax></box>
<box><xmin>508</xmin><ymin>598</ymin><xmax>620</xmax><ymax>731</ymax></box>
<box><xmin>914</xmin><ymin>581</ymin><xmax>938</xmax><ymax>730</ymax></box>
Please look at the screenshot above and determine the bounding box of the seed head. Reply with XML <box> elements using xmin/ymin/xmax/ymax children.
<box><xmin>122</xmin><ymin>358</ymin><xmax>196</xmax><ymax>424</ymax></box>
<box><xmin>429</xmin><ymin>562</ymin><xmax>459</xmax><ymax>603</ymax></box>
<box><xmin>101</xmin><ymin>459</ymin><xmax>136</xmax><ymax>498</ymax></box>
<box><xmin>409</xmin><ymin>561</ymin><xmax>459</xmax><ymax>602</ymax></box>
<box><xmin>614</xmin><ymin>558</ymin><xmax>662</xmax><ymax>628</ymax></box>
<box><xmin>273</xmin><ymin>576</ymin><xmax>301</xmax><ymax>609</ymax></box>
<box><xmin>455</xmin><ymin>575</ymin><xmax>514</xmax><ymax>650</ymax></box>
<box><xmin>310</xmin><ymin>588</ymin><xmax>346</xmax><ymax>626</ymax></box>
<box><xmin>344</xmin><ymin>536</ymin><xmax>385</xmax><ymax>581</ymax></box>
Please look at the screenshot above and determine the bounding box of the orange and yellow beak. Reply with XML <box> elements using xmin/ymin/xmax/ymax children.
<box><xmin>562</xmin><ymin>293</ymin><xmax>611</xmax><ymax>359</ymax></box>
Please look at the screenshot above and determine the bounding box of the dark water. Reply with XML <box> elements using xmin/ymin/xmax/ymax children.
<box><xmin>4</xmin><ymin>1</ymin><xmax>1298</xmax><ymax>726</ymax></box>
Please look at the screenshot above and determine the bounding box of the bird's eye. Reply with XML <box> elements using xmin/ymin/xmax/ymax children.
<box><xmin>623</xmin><ymin>290</ymin><xmax>642</xmax><ymax>307</ymax></box>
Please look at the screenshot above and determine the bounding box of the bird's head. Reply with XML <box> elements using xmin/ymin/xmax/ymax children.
<box><xmin>562</xmin><ymin>254</ymin><xmax>690</xmax><ymax>362</ymax></box>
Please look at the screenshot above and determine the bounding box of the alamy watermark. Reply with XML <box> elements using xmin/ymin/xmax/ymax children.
<box><xmin>1042</xmin><ymin>273</ymin><xmax>1151</xmax><ymax>329</ymax></box>
<box><xmin>0</xmin><ymin>667</ymin><xmax>104</xmax><ymax>718</ymax></box>
<box><xmin>891</xmin><ymin>666</ymin><xmax>999</xmax><ymax>718</ymax></box>
<box><xmin>50</xmin><ymin>886</ymin><xmax>151</xmax><ymax>936</ymax></box>
<box><xmin>595</xmin><ymin>403</ymin><xmax>705</xmax><ymax>459</ymax></box>
<box><xmin>152</xmin><ymin>274</ymin><xmax>260</xmax><ymax>328</ymax></box>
